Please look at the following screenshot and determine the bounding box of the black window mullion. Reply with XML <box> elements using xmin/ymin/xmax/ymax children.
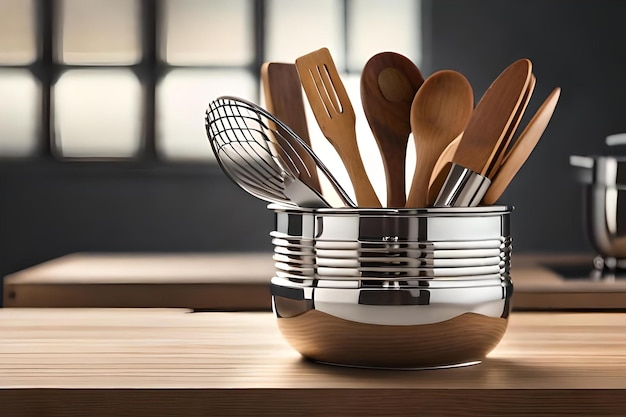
<box><xmin>140</xmin><ymin>0</ymin><xmax>158</xmax><ymax>161</ymax></box>
<box><xmin>35</xmin><ymin>0</ymin><xmax>55</xmax><ymax>159</ymax></box>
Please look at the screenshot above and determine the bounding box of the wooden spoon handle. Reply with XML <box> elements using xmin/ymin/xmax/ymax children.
<box><xmin>427</xmin><ymin>133</ymin><xmax>462</xmax><ymax>205</ymax></box>
<box><xmin>481</xmin><ymin>87</ymin><xmax>561</xmax><ymax>205</ymax></box>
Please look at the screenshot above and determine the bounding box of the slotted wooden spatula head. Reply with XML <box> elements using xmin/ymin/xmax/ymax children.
<box><xmin>296</xmin><ymin>47</ymin><xmax>381</xmax><ymax>207</ymax></box>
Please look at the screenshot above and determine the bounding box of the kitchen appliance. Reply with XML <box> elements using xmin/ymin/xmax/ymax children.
<box><xmin>571</xmin><ymin>149</ymin><xmax>626</xmax><ymax>276</ymax></box>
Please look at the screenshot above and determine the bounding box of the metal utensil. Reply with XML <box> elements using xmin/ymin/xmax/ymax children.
<box><xmin>205</xmin><ymin>96</ymin><xmax>356</xmax><ymax>208</ymax></box>
<box><xmin>405</xmin><ymin>70</ymin><xmax>474</xmax><ymax>208</ymax></box>
<box><xmin>296</xmin><ymin>47</ymin><xmax>382</xmax><ymax>207</ymax></box>
<box><xmin>434</xmin><ymin>59</ymin><xmax>533</xmax><ymax>207</ymax></box>
<box><xmin>482</xmin><ymin>87</ymin><xmax>560</xmax><ymax>204</ymax></box>
<box><xmin>260</xmin><ymin>62</ymin><xmax>321</xmax><ymax>193</ymax></box>
<box><xmin>360</xmin><ymin>51</ymin><xmax>424</xmax><ymax>207</ymax></box>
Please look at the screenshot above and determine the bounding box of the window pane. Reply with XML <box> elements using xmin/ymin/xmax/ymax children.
<box><xmin>57</xmin><ymin>0</ymin><xmax>141</xmax><ymax>65</ymax></box>
<box><xmin>54</xmin><ymin>69</ymin><xmax>142</xmax><ymax>158</ymax></box>
<box><xmin>161</xmin><ymin>0</ymin><xmax>253</xmax><ymax>66</ymax></box>
<box><xmin>347</xmin><ymin>0</ymin><xmax>421</xmax><ymax>72</ymax></box>
<box><xmin>266</xmin><ymin>0</ymin><xmax>344</xmax><ymax>68</ymax></box>
<box><xmin>0</xmin><ymin>0</ymin><xmax>36</xmax><ymax>64</ymax></box>
<box><xmin>156</xmin><ymin>69</ymin><xmax>256</xmax><ymax>161</ymax></box>
<box><xmin>0</xmin><ymin>69</ymin><xmax>39</xmax><ymax>156</ymax></box>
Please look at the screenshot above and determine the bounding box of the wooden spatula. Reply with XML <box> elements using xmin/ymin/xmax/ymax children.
<box><xmin>481</xmin><ymin>87</ymin><xmax>561</xmax><ymax>205</ymax></box>
<box><xmin>451</xmin><ymin>59</ymin><xmax>532</xmax><ymax>177</ymax></box>
<box><xmin>296</xmin><ymin>48</ymin><xmax>381</xmax><ymax>207</ymax></box>
<box><xmin>486</xmin><ymin>73</ymin><xmax>536</xmax><ymax>179</ymax></box>
<box><xmin>261</xmin><ymin>62</ymin><xmax>321</xmax><ymax>193</ymax></box>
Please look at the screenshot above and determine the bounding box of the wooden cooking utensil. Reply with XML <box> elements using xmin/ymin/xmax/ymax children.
<box><xmin>451</xmin><ymin>59</ymin><xmax>532</xmax><ymax>178</ymax></box>
<box><xmin>261</xmin><ymin>62</ymin><xmax>321</xmax><ymax>193</ymax></box>
<box><xmin>427</xmin><ymin>72</ymin><xmax>535</xmax><ymax>205</ymax></box>
<box><xmin>360</xmin><ymin>52</ymin><xmax>424</xmax><ymax>207</ymax></box>
<box><xmin>427</xmin><ymin>133</ymin><xmax>461</xmax><ymax>205</ymax></box>
<box><xmin>295</xmin><ymin>48</ymin><xmax>381</xmax><ymax>207</ymax></box>
<box><xmin>405</xmin><ymin>70</ymin><xmax>474</xmax><ymax>208</ymax></box>
<box><xmin>486</xmin><ymin>73</ymin><xmax>536</xmax><ymax>179</ymax></box>
<box><xmin>482</xmin><ymin>87</ymin><xmax>561</xmax><ymax>205</ymax></box>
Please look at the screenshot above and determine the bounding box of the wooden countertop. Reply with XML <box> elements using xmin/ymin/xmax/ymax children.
<box><xmin>1</xmin><ymin>308</ymin><xmax>626</xmax><ymax>416</ymax></box>
<box><xmin>4</xmin><ymin>252</ymin><xmax>626</xmax><ymax>310</ymax></box>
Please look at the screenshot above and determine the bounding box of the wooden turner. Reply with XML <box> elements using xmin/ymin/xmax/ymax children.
<box><xmin>296</xmin><ymin>48</ymin><xmax>381</xmax><ymax>207</ymax></box>
<box><xmin>451</xmin><ymin>58</ymin><xmax>533</xmax><ymax>177</ymax></box>
<box><xmin>481</xmin><ymin>87</ymin><xmax>561</xmax><ymax>205</ymax></box>
<box><xmin>433</xmin><ymin>58</ymin><xmax>532</xmax><ymax>207</ymax></box>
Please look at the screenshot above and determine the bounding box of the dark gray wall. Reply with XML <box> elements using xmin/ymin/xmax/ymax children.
<box><xmin>3</xmin><ymin>0</ymin><xmax>624</xmax><ymax>304</ymax></box>
<box><xmin>421</xmin><ymin>0</ymin><xmax>626</xmax><ymax>253</ymax></box>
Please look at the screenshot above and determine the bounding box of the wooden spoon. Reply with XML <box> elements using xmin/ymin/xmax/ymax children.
<box><xmin>405</xmin><ymin>70</ymin><xmax>474</xmax><ymax>208</ymax></box>
<box><xmin>481</xmin><ymin>87</ymin><xmax>561</xmax><ymax>205</ymax></box>
<box><xmin>261</xmin><ymin>62</ymin><xmax>321</xmax><ymax>193</ymax></box>
<box><xmin>360</xmin><ymin>52</ymin><xmax>424</xmax><ymax>207</ymax></box>
<box><xmin>296</xmin><ymin>48</ymin><xmax>381</xmax><ymax>207</ymax></box>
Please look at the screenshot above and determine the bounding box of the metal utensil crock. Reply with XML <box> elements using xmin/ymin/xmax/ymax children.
<box><xmin>571</xmin><ymin>155</ymin><xmax>626</xmax><ymax>261</ymax></box>
<box><xmin>269</xmin><ymin>204</ymin><xmax>513</xmax><ymax>369</ymax></box>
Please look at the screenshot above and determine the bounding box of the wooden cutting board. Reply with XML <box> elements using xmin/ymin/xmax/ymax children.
<box><xmin>1</xmin><ymin>308</ymin><xmax>626</xmax><ymax>416</ymax></box>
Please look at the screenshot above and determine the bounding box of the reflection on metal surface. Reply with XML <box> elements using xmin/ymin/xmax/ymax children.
<box><xmin>269</xmin><ymin>206</ymin><xmax>513</xmax><ymax>369</ymax></box>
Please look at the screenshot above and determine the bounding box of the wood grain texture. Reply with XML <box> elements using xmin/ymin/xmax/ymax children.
<box><xmin>260</xmin><ymin>62</ymin><xmax>321</xmax><ymax>193</ymax></box>
<box><xmin>427</xmin><ymin>133</ymin><xmax>461</xmax><ymax>204</ymax></box>
<box><xmin>406</xmin><ymin>70</ymin><xmax>473</xmax><ymax>207</ymax></box>
<box><xmin>2</xmin><ymin>308</ymin><xmax>626</xmax><ymax>415</ymax></box>
<box><xmin>3</xmin><ymin>253</ymin><xmax>273</xmax><ymax>310</ymax></box>
<box><xmin>453</xmin><ymin>59</ymin><xmax>532</xmax><ymax>176</ymax></box>
<box><xmin>360</xmin><ymin>52</ymin><xmax>424</xmax><ymax>207</ymax></box>
<box><xmin>486</xmin><ymin>73</ymin><xmax>536</xmax><ymax>179</ymax></box>
<box><xmin>296</xmin><ymin>48</ymin><xmax>381</xmax><ymax>207</ymax></box>
<box><xmin>482</xmin><ymin>88</ymin><xmax>561</xmax><ymax>205</ymax></box>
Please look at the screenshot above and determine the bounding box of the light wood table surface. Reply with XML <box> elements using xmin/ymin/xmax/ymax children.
<box><xmin>4</xmin><ymin>252</ymin><xmax>626</xmax><ymax>310</ymax></box>
<box><xmin>3</xmin><ymin>252</ymin><xmax>274</xmax><ymax>310</ymax></box>
<box><xmin>1</xmin><ymin>308</ymin><xmax>626</xmax><ymax>416</ymax></box>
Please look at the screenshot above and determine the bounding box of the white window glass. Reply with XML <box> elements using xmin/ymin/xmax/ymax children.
<box><xmin>161</xmin><ymin>0</ymin><xmax>253</xmax><ymax>66</ymax></box>
<box><xmin>54</xmin><ymin>69</ymin><xmax>142</xmax><ymax>158</ymax></box>
<box><xmin>347</xmin><ymin>0</ymin><xmax>421</xmax><ymax>72</ymax></box>
<box><xmin>0</xmin><ymin>0</ymin><xmax>36</xmax><ymax>64</ymax></box>
<box><xmin>156</xmin><ymin>69</ymin><xmax>256</xmax><ymax>161</ymax></box>
<box><xmin>57</xmin><ymin>0</ymin><xmax>141</xmax><ymax>65</ymax></box>
<box><xmin>266</xmin><ymin>0</ymin><xmax>344</xmax><ymax>68</ymax></box>
<box><xmin>0</xmin><ymin>69</ymin><xmax>39</xmax><ymax>156</ymax></box>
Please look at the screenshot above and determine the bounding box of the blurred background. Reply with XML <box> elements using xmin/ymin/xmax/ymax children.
<box><xmin>1</xmin><ymin>0</ymin><xmax>626</xmax><ymax>304</ymax></box>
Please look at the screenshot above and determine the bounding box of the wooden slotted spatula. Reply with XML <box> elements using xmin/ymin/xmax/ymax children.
<box><xmin>434</xmin><ymin>59</ymin><xmax>533</xmax><ymax>207</ymax></box>
<box><xmin>296</xmin><ymin>47</ymin><xmax>381</xmax><ymax>207</ymax></box>
<box><xmin>261</xmin><ymin>62</ymin><xmax>321</xmax><ymax>193</ymax></box>
<box><xmin>481</xmin><ymin>87</ymin><xmax>561</xmax><ymax>205</ymax></box>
